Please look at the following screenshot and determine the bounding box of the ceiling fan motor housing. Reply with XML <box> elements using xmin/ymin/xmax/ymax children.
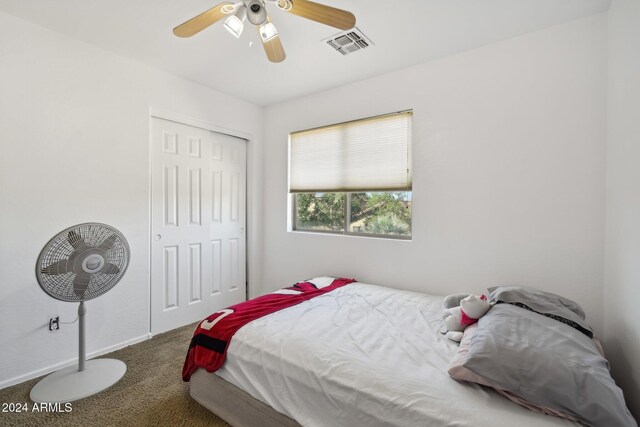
<box><xmin>245</xmin><ymin>0</ymin><xmax>268</xmax><ymax>25</ymax></box>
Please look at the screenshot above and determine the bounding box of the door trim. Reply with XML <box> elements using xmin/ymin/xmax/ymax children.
<box><xmin>150</xmin><ymin>109</ymin><xmax>252</xmax><ymax>140</ymax></box>
<box><xmin>148</xmin><ymin>109</ymin><xmax>252</xmax><ymax>337</ymax></box>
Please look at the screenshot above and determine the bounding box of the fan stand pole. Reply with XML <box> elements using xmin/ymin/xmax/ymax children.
<box><xmin>78</xmin><ymin>301</ymin><xmax>86</xmax><ymax>371</ymax></box>
<box><xmin>29</xmin><ymin>301</ymin><xmax>127</xmax><ymax>403</ymax></box>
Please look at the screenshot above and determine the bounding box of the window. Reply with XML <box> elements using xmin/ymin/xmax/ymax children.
<box><xmin>294</xmin><ymin>191</ymin><xmax>412</xmax><ymax>237</ymax></box>
<box><xmin>289</xmin><ymin>111</ymin><xmax>412</xmax><ymax>239</ymax></box>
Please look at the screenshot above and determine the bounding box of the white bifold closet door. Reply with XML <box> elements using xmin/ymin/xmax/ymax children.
<box><xmin>150</xmin><ymin>117</ymin><xmax>246</xmax><ymax>335</ymax></box>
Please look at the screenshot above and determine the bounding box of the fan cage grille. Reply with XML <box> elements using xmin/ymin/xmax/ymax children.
<box><xmin>36</xmin><ymin>223</ymin><xmax>130</xmax><ymax>302</ymax></box>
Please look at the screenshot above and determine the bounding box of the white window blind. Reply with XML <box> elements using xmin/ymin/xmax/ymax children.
<box><xmin>289</xmin><ymin>111</ymin><xmax>413</xmax><ymax>193</ymax></box>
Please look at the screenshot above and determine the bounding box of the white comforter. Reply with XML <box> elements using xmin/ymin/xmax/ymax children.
<box><xmin>216</xmin><ymin>279</ymin><xmax>576</xmax><ymax>427</ymax></box>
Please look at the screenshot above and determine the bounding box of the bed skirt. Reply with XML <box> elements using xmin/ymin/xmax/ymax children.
<box><xmin>190</xmin><ymin>369</ymin><xmax>300</xmax><ymax>427</ymax></box>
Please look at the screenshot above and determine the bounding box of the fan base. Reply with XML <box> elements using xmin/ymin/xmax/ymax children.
<box><xmin>30</xmin><ymin>358</ymin><xmax>126</xmax><ymax>403</ymax></box>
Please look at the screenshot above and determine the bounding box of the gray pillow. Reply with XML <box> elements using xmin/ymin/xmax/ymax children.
<box><xmin>488</xmin><ymin>286</ymin><xmax>592</xmax><ymax>337</ymax></box>
<box><xmin>463</xmin><ymin>303</ymin><xmax>636</xmax><ymax>427</ymax></box>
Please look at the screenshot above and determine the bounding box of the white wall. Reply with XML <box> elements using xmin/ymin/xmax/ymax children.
<box><xmin>0</xmin><ymin>12</ymin><xmax>263</xmax><ymax>388</ymax></box>
<box><xmin>262</xmin><ymin>15</ymin><xmax>607</xmax><ymax>334</ymax></box>
<box><xmin>604</xmin><ymin>0</ymin><xmax>640</xmax><ymax>419</ymax></box>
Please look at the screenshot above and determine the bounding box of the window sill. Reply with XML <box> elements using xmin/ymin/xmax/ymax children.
<box><xmin>289</xmin><ymin>229</ymin><xmax>412</xmax><ymax>241</ymax></box>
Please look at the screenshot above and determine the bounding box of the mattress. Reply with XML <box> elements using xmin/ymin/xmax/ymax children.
<box><xmin>198</xmin><ymin>280</ymin><xmax>578</xmax><ymax>426</ymax></box>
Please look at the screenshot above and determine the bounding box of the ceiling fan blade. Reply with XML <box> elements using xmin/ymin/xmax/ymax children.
<box><xmin>68</xmin><ymin>230</ymin><xmax>85</xmax><ymax>250</ymax></box>
<box><xmin>98</xmin><ymin>234</ymin><xmax>117</xmax><ymax>252</ymax></box>
<box><xmin>173</xmin><ymin>2</ymin><xmax>234</xmax><ymax>38</ymax></box>
<box><xmin>261</xmin><ymin>34</ymin><xmax>286</xmax><ymax>63</ymax></box>
<box><xmin>73</xmin><ymin>274</ymin><xmax>90</xmax><ymax>297</ymax></box>
<box><xmin>286</xmin><ymin>0</ymin><xmax>355</xmax><ymax>30</ymax></box>
<box><xmin>258</xmin><ymin>17</ymin><xmax>286</xmax><ymax>63</ymax></box>
<box><xmin>41</xmin><ymin>259</ymin><xmax>71</xmax><ymax>275</ymax></box>
<box><xmin>101</xmin><ymin>263</ymin><xmax>121</xmax><ymax>274</ymax></box>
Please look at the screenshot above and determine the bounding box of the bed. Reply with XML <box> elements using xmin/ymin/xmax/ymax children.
<box><xmin>184</xmin><ymin>278</ymin><xmax>636</xmax><ymax>427</ymax></box>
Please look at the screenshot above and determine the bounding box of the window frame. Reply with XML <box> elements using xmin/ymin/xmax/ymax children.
<box><xmin>291</xmin><ymin>192</ymin><xmax>412</xmax><ymax>240</ymax></box>
<box><xmin>288</xmin><ymin>110</ymin><xmax>413</xmax><ymax>240</ymax></box>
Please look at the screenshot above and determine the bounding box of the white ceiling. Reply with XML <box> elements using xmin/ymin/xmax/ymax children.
<box><xmin>0</xmin><ymin>0</ymin><xmax>611</xmax><ymax>106</ymax></box>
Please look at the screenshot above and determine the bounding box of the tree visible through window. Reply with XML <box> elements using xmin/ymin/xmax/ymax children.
<box><xmin>294</xmin><ymin>191</ymin><xmax>412</xmax><ymax>237</ymax></box>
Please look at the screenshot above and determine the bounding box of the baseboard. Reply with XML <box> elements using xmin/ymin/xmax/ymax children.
<box><xmin>0</xmin><ymin>333</ymin><xmax>152</xmax><ymax>390</ymax></box>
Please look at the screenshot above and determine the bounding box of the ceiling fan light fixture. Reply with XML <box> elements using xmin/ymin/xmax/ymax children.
<box><xmin>259</xmin><ymin>22</ymin><xmax>279</xmax><ymax>42</ymax></box>
<box><xmin>224</xmin><ymin>6</ymin><xmax>247</xmax><ymax>38</ymax></box>
<box><xmin>246</xmin><ymin>0</ymin><xmax>268</xmax><ymax>25</ymax></box>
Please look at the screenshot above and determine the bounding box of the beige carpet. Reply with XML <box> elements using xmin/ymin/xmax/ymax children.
<box><xmin>0</xmin><ymin>323</ymin><xmax>230</xmax><ymax>427</ymax></box>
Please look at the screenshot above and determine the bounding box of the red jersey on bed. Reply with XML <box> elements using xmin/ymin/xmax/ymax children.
<box><xmin>182</xmin><ymin>277</ymin><xmax>355</xmax><ymax>381</ymax></box>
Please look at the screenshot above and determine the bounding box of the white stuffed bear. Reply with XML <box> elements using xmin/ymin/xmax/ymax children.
<box><xmin>442</xmin><ymin>294</ymin><xmax>492</xmax><ymax>342</ymax></box>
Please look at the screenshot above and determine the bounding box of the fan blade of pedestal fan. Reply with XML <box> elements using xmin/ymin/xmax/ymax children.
<box><xmin>98</xmin><ymin>235</ymin><xmax>118</xmax><ymax>251</ymax></box>
<box><xmin>68</xmin><ymin>231</ymin><xmax>85</xmax><ymax>249</ymax></box>
<box><xmin>101</xmin><ymin>263</ymin><xmax>121</xmax><ymax>274</ymax></box>
<box><xmin>41</xmin><ymin>259</ymin><xmax>71</xmax><ymax>275</ymax></box>
<box><xmin>73</xmin><ymin>275</ymin><xmax>90</xmax><ymax>297</ymax></box>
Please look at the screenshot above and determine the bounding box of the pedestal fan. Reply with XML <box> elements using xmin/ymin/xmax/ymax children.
<box><xmin>30</xmin><ymin>223</ymin><xmax>130</xmax><ymax>403</ymax></box>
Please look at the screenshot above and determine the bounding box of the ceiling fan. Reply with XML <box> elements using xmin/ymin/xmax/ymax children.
<box><xmin>173</xmin><ymin>0</ymin><xmax>356</xmax><ymax>63</ymax></box>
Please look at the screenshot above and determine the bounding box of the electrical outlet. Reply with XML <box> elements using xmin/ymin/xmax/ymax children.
<box><xmin>49</xmin><ymin>316</ymin><xmax>60</xmax><ymax>331</ymax></box>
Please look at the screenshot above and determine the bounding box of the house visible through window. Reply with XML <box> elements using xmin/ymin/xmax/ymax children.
<box><xmin>289</xmin><ymin>111</ymin><xmax>413</xmax><ymax>239</ymax></box>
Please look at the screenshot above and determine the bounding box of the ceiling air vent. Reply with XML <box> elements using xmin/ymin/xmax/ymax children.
<box><xmin>324</xmin><ymin>27</ymin><xmax>373</xmax><ymax>56</ymax></box>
